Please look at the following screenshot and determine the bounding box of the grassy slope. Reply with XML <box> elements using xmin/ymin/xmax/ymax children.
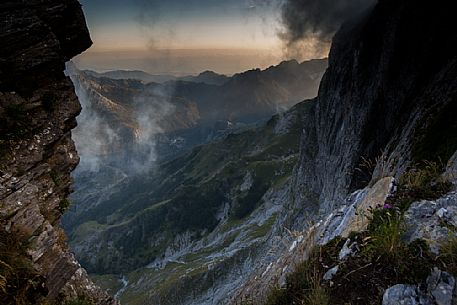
<box><xmin>70</xmin><ymin>101</ymin><xmax>313</xmax><ymax>276</ymax></box>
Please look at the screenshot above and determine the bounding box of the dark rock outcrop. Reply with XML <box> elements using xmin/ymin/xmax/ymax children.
<box><xmin>0</xmin><ymin>1</ymin><xmax>116</xmax><ymax>304</ymax></box>
<box><xmin>295</xmin><ymin>0</ymin><xmax>457</xmax><ymax>216</ymax></box>
<box><xmin>232</xmin><ymin>0</ymin><xmax>457</xmax><ymax>302</ymax></box>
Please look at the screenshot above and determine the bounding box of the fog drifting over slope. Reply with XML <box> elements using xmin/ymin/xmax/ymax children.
<box><xmin>67</xmin><ymin>65</ymin><xmax>175</xmax><ymax>174</ymax></box>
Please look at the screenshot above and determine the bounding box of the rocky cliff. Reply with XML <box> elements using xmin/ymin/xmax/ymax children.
<box><xmin>232</xmin><ymin>0</ymin><xmax>457</xmax><ymax>303</ymax></box>
<box><xmin>2</xmin><ymin>0</ymin><xmax>455</xmax><ymax>304</ymax></box>
<box><xmin>0</xmin><ymin>1</ymin><xmax>116</xmax><ymax>304</ymax></box>
<box><xmin>53</xmin><ymin>0</ymin><xmax>457</xmax><ymax>304</ymax></box>
<box><xmin>294</xmin><ymin>0</ymin><xmax>457</xmax><ymax>215</ymax></box>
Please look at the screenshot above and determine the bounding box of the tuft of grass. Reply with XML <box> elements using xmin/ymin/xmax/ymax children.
<box><xmin>354</xmin><ymin>153</ymin><xmax>390</xmax><ymax>188</ymax></box>
<box><xmin>362</xmin><ymin>208</ymin><xmax>435</xmax><ymax>283</ymax></box>
<box><xmin>440</xmin><ymin>235</ymin><xmax>457</xmax><ymax>275</ymax></box>
<box><xmin>50</xmin><ymin>170</ymin><xmax>62</xmax><ymax>187</ymax></box>
<box><xmin>326</xmin><ymin>215</ymin><xmax>434</xmax><ymax>305</ymax></box>
<box><xmin>265</xmin><ymin>288</ymin><xmax>288</xmax><ymax>305</ymax></box>
<box><xmin>264</xmin><ymin>248</ymin><xmax>331</xmax><ymax>305</ymax></box>
<box><xmin>306</xmin><ymin>290</ymin><xmax>329</xmax><ymax>305</ymax></box>
<box><xmin>390</xmin><ymin>161</ymin><xmax>453</xmax><ymax>212</ymax></box>
<box><xmin>364</xmin><ymin>209</ymin><xmax>407</xmax><ymax>265</ymax></box>
<box><xmin>0</xmin><ymin>227</ymin><xmax>46</xmax><ymax>305</ymax></box>
<box><xmin>399</xmin><ymin>161</ymin><xmax>441</xmax><ymax>188</ymax></box>
<box><xmin>59</xmin><ymin>199</ymin><xmax>72</xmax><ymax>213</ymax></box>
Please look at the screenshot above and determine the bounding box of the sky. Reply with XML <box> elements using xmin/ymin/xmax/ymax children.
<box><xmin>75</xmin><ymin>0</ymin><xmax>293</xmax><ymax>74</ymax></box>
<box><xmin>80</xmin><ymin>0</ymin><xmax>281</xmax><ymax>51</ymax></box>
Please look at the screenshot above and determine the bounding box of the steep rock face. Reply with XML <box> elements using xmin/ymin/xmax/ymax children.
<box><xmin>0</xmin><ymin>1</ymin><xmax>116</xmax><ymax>304</ymax></box>
<box><xmin>232</xmin><ymin>0</ymin><xmax>457</xmax><ymax>302</ymax></box>
<box><xmin>295</xmin><ymin>0</ymin><xmax>457</xmax><ymax>215</ymax></box>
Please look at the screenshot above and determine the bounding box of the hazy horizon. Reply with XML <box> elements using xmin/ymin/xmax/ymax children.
<box><xmin>76</xmin><ymin>0</ymin><xmax>330</xmax><ymax>75</ymax></box>
<box><xmin>73</xmin><ymin>48</ymin><xmax>293</xmax><ymax>76</ymax></box>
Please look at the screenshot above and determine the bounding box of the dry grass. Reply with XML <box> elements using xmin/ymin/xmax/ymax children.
<box><xmin>399</xmin><ymin>161</ymin><xmax>443</xmax><ymax>189</ymax></box>
<box><xmin>0</xmin><ymin>227</ymin><xmax>46</xmax><ymax>305</ymax></box>
<box><xmin>264</xmin><ymin>244</ymin><xmax>334</xmax><ymax>305</ymax></box>
<box><xmin>440</xmin><ymin>235</ymin><xmax>457</xmax><ymax>275</ymax></box>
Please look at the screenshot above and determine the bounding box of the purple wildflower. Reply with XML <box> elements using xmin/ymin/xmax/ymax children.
<box><xmin>383</xmin><ymin>203</ymin><xmax>393</xmax><ymax>209</ymax></box>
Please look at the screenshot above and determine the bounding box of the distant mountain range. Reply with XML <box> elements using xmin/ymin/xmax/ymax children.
<box><xmin>83</xmin><ymin>68</ymin><xmax>230</xmax><ymax>85</ymax></box>
<box><xmin>75</xmin><ymin>59</ymin><xmax>328</xmax><ymax>123</ymax></box>
<box><xmin>63</xmin><ymin>59</ymin><xmax>328</xmax><ymax>300</ymax></box>
<box><xmin>179</xmin><ymin>70</ymin><xmax>230</xmax><ymax>86</ymax></box>
<box><xmin>67</xmin><ymin>59</ymin><xmax>328</xmax><ymax>165</ymax></box>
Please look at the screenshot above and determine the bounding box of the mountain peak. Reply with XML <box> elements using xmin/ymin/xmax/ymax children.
<box><xmin>198</xmin><ymin>70</ymin><xmax>220</xmax><ymax>76</ymax></box>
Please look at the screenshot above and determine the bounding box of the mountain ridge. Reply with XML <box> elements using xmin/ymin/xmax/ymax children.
<box><xmin>2</xmin><ymin>0</ymin><xmax>457</xmax><ymax>305</ymax></box>
<box><xmin>65</xmin><ymin>1</ymin><xmax>457</xmax><ymax>304</ymax></box>
<box><xmin>77</xmin><ymin>58</ymin><xmax>327</xmax><ymax>87</ymax></box>
<box><xmin>66</xmin><ymin>58</ymin><xmax>327</xmax><ymax>172</ymax></box>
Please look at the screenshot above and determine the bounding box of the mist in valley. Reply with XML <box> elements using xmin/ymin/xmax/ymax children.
<box><xmin>62</xmin><ymin>0</ymin><xmax>386</xmax><ymax>303</ymax></box>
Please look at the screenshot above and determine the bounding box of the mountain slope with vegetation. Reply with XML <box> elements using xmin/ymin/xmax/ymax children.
<box><xmin>59</xmin><ymin>0</ymin><xmax>457</xmax><ymax>304</ymax></box>
<box><xmin>66</xmin><ymin>101</ymin><xmax>309</xmax><ymax>273</ymax></box>
<box><xmin>64</xmin><ymin>101</ymin><xmax>313</xmax><ymax>304</ymax></box>
<box><xmin>233</xmin><ymin>0</ymin><xmax>457</xmax><ymax>304</ymax></box>
<box><xmin>66</xmin><ymin>58</ymin><xmax>327</xmax><ymax>173</ymax></box>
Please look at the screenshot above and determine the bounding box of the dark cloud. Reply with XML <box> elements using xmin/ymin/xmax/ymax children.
<box><xmin>280</xmin><ymin>0</ymin><xmax>376</xmax><ymax>58</ymax></box>
<box><xmin>281</xmin><ymin>0</ymin><xmax>376</xmax><ymax>43</ymax></box>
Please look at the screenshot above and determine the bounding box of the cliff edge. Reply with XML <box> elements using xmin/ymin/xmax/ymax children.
<box><xmin>0</xmin><ymin>1</ymin><xmax>117</xmax><ymax>304</ymax></box>
<box><xmin>233</xmin><ymin>0</ymin><xmax>457</xmax><ymax>303</ymax></box>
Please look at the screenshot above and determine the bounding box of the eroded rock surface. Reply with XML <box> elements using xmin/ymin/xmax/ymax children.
<box><xmin>405</xmin><ymin>193</ymin><xmax>457</xmax><ymax>254</ymax></box>
<box><xmin>0</xmin><ymin>1</ymin><xmax>116</xmax><ymax>304</ymax></box>
<box><xmin>231</xmin><ymin>0</ymin><xmax>457</xmax><ymax>303</ymax></box>
<box><xmin>382</xmin><ymin>269</ymin><xmax>457</xmax><ymax>305</ymax></box>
